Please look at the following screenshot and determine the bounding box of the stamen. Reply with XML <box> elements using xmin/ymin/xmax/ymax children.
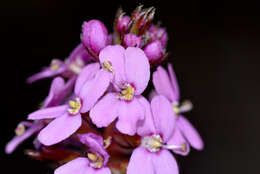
<box><xmin>67</xmin><ymin>97</ymin><xmax>81</xmax><ymax>115</ymax></box>
<box><xmin>172</xmin><ymin>103</ymin><xmax>180</xmax><ymax>115</ymax></box>
<box><xmin>118</xmin><ymin>84</ymin><xmax>135</xmax><ymax>101</ymax></box>
<box><xmin>179</xmin><ymin>100</ymin><xmax>193</xmax><ymax>113</ymax></box>
<box><xmin>50</xmin><ymin>60</ymin><xmax>60</xmax><ymax>71</ymax></box>
<box><xmin>68</xmin><ymin>57</ymin><xmax>84</xmax><ymax>74</ymax></box>
<box><xmin>102</xmin><ymin>61</ymin><xmax>114</xmax><ymax>72</ymax></box>
<box><xmin>141</xmin><ymin>134</ymin><xmax>163</xmax><ymax>152</ymax></box>
<box><xmin>87</xmin><ymin>152</ymin><xmax>104</xmax><ymax>168</ymax></box>
<box><xmin>104</xmin><ymin>136</ymin><xmax>112</xmax><ymax>149</ymax></box>
<box><xmin>162</xmin><ymin>143</ymin><xmax>188</xmax><ymax>153</ymax></box>
<box><xmin>15</xmin><ymin>123</ymin><xmax>25</xmax><ymax>136</ymax></box>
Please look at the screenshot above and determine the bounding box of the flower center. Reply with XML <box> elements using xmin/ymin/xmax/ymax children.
<box><xmin>15</xmin><ymin>123</ymin><xmax>25</xmax><ymax>136</ymax></box>
<box><xmin>172</xmin><ymin>102</ymin><xmax>180</xmax><ymax>115</ymax></box>
<box><xmin>118</xmin><ymin>84</ymin><xmax>135</xmax><ymax>101</ymax></box>
<box><xmin>87</xmin><ymin>152</ymin><xmax>104</xmax><ymax>169</ymax></box>
<box><xmin>102</xmin><ymin>61</ymin><xmax>114</xmax><ymax>72</ymax></box>
<box><xmin>141</xmin><ymin>134</ymin><xmax>163</xmax><ymax>152</ymax></box>
<box><xmin>68</xmin><ymin>57</ymin><xmax>85</xmax><ymax>74</ymax></box>
<box><xmin>50</xmin><ymin>60</ymin><xmax>60</xmax><ymax>71</ymax></box>
<box><xmin>172</xmin><ymin>100</ymin><xmax>193</xmax><ymax>115</ymax></box>
<box><xmin>67</xmin><ymin>97</ymin><xmax>81</xmax><ymax>115</ymax></box>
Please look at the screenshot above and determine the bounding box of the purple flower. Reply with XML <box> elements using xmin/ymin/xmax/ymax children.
<box><xmin>148</xmin><ymin>25</ymin><xmax>168</xmax><ymax>48</ymax></box>
<box><xmin>27</xmin><ymin>62</ymin><xmax>110</xmax><ymax>146</ymax></box>
<box><xmin>54</xmin><ymin>133</ymin><xmax>110</xmax><ymax>174</ymax></box>
<box><xmin>43</xmin><ymin>76</ymin><xmax>75</xmax><ymax>108</ymax></box>
<box><xmin>82</xmin><ymin>20</ymin><xmax>108</xmax><ymax>59</ymax></box>
<box><xmin>152</xmin><ymin>64</ymin><xmax>204</xmax><ymax>155</ymax></box>
<box><xmin>123</xmin><ymin>33</ymin><xmax>142</xmax><ymax>47</ymax></box>
<box><xmin>5</xmin><ymin>121</ymin><xmax>44</xmax><ymax>154</ymax></box>
<box><xmin>90</xmin><ymin>45</ymin><xmax>150</xmax><ymax>135</ymax></box>
<box><xmin>127</xmin><ymin>95</ymin><xmax>179</xmax><ymax>174</ymax></box>
<box><xmin>116</xmin><ymin>16</ymin><xmax>130</xmax><ymax>33</ymax></box>
<box><xmin>27</xmin><ymin>44</ymin><xmax>91</xmax><ymax>83</ymax></box>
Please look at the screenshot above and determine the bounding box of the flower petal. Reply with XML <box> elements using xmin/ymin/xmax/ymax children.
<box><xmin>5</xmin><ymin>122</ymin><xmax>44</xmax><ymax>154</ymax></box>
<box><xmin>91</xmin><ymin>167</ymin><xmax>111</xmax><ymax>174</ymax></box>
<box><xmin>151</xmin><ymin>95</ymin><xmax>175</xmax><ymax>142</ymax></box>
<box><xmin>167</xmin><ymin>127</ymin><xmax>190</xmax><ymax>156</ymax></box>
<box><xmin>54</xmin><ymin>157</ymin><xmax>89</xmax><ymax>174</ymax></box>
<box><xmin>127</xmin><ymin>147</ymin><xmax>154</xmax><ymax>174</ymax></box>
<box><xmin>90</xmin><ymin>93</ymin><xmax>119</xmax><ymax>128</ymax></box>
<box><xmin>178</xmin><ymin>116</ymin><xmax>204</xmax><ymax>150</ymax></box>
<box><xmin>99</xmin><ymin>45</ymin><xmax>126</xmax><ymax>83</ymax></box>
<box><xmin>116</xmin><ymin>97</ymin><xmax>145</xmax><ymax>136</ymax></box>
<box><xmin>79</xmin><ymin>69</ymin><xmax>111</xmax><ymax>113</ymax></box>
<box><xmin>28</xmin><ymin>105</ymin><xmax>67</xmax><ymax>120</ymax></box>
<box><xmin>78</xmin><ymin>133</ymin><xmax>109</xmax><ymax>165</ymax></box>
<box><xmin>75</xmin><ymin>63</ymin><xmax>100</xmax><ymax>95</ymax></box>
<box><xmin>67</xmin><ymin>43</ymin><xmax>92</xmax><ymax>64</ymax></box>
<box><xmin>137</xmin><ymin>96</ymin><xmax>156</xmax><ymax>136</ymax></box>
<box><xmin>124</xmin><ymin>47</ymin><xmax>150</xmax><ymax>95</ymax></box>
<box><xmin>151</xmin><ymin>149</ymin><xmax>179</xmax><ymax>174</ymax></box>
<box><xmin>153</xmin><ymin>66</ymin><xmax>176</xmax><ymax>102</ymax></box>
<box><xmin>168</xmin><ymin>64</ymin><xmax>180</xmax><ymax>101</ymax></box>
<box><xmin>38</xmin><ymin>113</ymin><xmax>82</xmax><ymax>146</ymax></box>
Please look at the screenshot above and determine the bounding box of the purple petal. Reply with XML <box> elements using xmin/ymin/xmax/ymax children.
<box><xmin>144</xmin><ymin>40</ymin><xmax>164</xmax><ymax>61</ymax></box>
<box><xmin>54</xmin><ymin>157</ymin><xmax>89</xmax><ymax>174</ymax></box>
<box><xmin>167</xmin><ymin>127</ymin><xmax>190</xmax><ymax>156</ymax></box>
<box><xmin>5</xmin><ymin>122</ymin><xmax>44</xmax><ymax>154</ymax></box>
<box><xmin>67</xmin><ymin>43</ymin><xmax>92</xmax><ymax>64</ymax></box>
<box><xmin>28</xmin><ymin>105</ymin><xmax>67</xmax><ymax>120</ymax></box>
<box><xmin>90</xmin><ymin>93</ymin><xmax>119</xmax><ymax>128</ymax></box>
<box><xmin>136</xmin><ymin>96</ymin><xmax>156</xmax><ymax>136</ymax></box>
<box><xmin>124</xmin><ymin>47</ymin><xmax>150</xmax><ymax>95</ymax></box>
<box><xmin>151</xmin><ymin>149</ymin><xmax>179</xmax><ymax>174</ymax></box>
<box><xmin>91</xmin><ymin>167</ymin><xmax>111</xmax><ymax>174</ymax></box>
<box><xmin>43</xmin><ymin>77</ymin><xmax>75</xmax><ymax>108</ymax></box>
<box><xmin>116</xmin><ymin>97</ymin><xmax>145</xmax><ymax>136</ymax></box>
<box><xmin>148</xmin><ymin>90</ymin><xmax>157</xmax><ymax>101</ymax></box>
<box><xmin>127</xmin><ymin>147</ymin><xmax>154</xmax><ymax>174</ymax></box>
<box><xmin>153</xmin><ymin>66</ymin><xmax>176</xmax><ymax>102</ymax></box>
<box><xmin>79</xmin><ymin>69</ymin><xmax>111</xmax><ymax>113</ymax></box>
<box><xmin>74</xmin><ymin>63</ymin><xmax>100</xmax><ymax>96</ymax></box>
<box><xmin>78</xmin><ymin>133</ymin><xmax>109</xmax><ymax>165</ymax></box>
<box><xmin>151</xmin><ymin>95</ymin><xmax>175</xmax><ymax>142</ymax></box>
<box><xmin>26</xmin><ymin>59</ymin><xmax>66</xmax><ymax>83</ymax></box>
<box><xmin>99</xmin><ymin>45</ymin><xmax>126</xmax><ymax>83</ymax></box>
<box><xmin>178</xmin><ymin>116</ymin><xmax>204</xmax><ymax>150</ymax></box>
<box><xmin>38</xmin><ymin>113</ymin><xmax>82</xmax><ymax>146</ymax></box>
<box><xmin>168</xmin><ymin>64</ymin><xmax>180</xmax><ymax>101</ymax></box>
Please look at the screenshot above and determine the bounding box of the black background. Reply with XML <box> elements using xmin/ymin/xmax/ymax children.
<box><xmin>1</xmin><ymin>0</ymin><xmax>260</xmax><ymax>173</ymax></box>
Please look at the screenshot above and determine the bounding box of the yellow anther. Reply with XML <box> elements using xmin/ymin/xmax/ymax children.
<box><xmin>15</xmin><ymin>123</ymin><xmax>25</xmax><ymax>136</ymax></box>
<box><xmin>50</xmin><ymin>60</ymin><xmax>60</xmax><ymax>71</ymax></box>
<box><xmin>141</xmin><ymin>134</ymin><xmax>163</xmax><ymax>152</ymax></box>
<box><xmin>67</xmin><ymin>98</ymin><xmax>81</xmax><ymax>115</ymax></box>
<box><xmin>172</xmin><ymin>103</ymin><xmax>180</xmax><ymax>115</ymax></box>
<box><xmin>104</xmin><ymin>136</ymin><xmax>112</xmax><ymax>149</ymax></box>
<box><xmin>181</xmin><ymin>143</ymin><xmax>187</xmax><ymax>152</ymax></box>
<box><xmin>102</xmin><ymin>61</ymin><xmax>114</xmax><ymax>72</ymax></box>
<box><xmin>119</xmin><ymin>84</ymin><xmax>135</xmax><ymax>101</ymax></box>
<box><xmin>87</xmin><ymin>153</ymin><xmax>97</xmax><ymax>161</ymax></box>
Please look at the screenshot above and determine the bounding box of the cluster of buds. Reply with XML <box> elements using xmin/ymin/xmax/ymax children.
<box><xmin>5</xmin><ymin>5</ymin><xmax>203</xmax><ymax>174</ymax></box>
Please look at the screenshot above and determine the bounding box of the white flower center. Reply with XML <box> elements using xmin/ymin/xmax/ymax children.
<box><xmin>87</xmin><ymin>152</ymin><xmax>104</xmax><ymax>168</ymax></box>
<box><xmin>118</xmin><ymin>84</ymin><xmax>135</xmax><ymax>101</ymax></box>
<box><xmin>67</xmin><ymin>97</ymin><xmax>81</xmax><ymax>115</ymax></box>
<box><xmin>50</xmin><ymin>59</ymin><xmax>60</xmax><ymax>71</ymax></box>
<box><xmin>141</xmin><ymin>134</ymin><xmax>163</xmax><ymax>152</ymax></box>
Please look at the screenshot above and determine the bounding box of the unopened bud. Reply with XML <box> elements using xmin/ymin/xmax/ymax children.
<box><xmin>123</xmin><ymin>33</ymin><xmax>142</xmax><ymax>47</ymax></box>
<box><xmin>144</xmin><ymin>40</ymin><xmax>164</xmax><ymax>61</ymax></box>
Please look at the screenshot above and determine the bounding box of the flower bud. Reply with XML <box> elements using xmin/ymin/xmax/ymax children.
<box><xmin>81</xmin><ymin>20</ymin><xmax>108</xmax><ymax>57</ymax></box>
<box><xmin>148</xmin><ymin>25</ymin><xmax>168</xmax><ymax>47</ymax></box>
<box><xmin>123</xmin><ymin>33</ymin><xmax>142</xmax><ymax>47</ymax></box>
<box><xmin>117</xmin><ymin>16</ymin><xmax>130</xmax><ymax>32</ymax></box>
<box><xmin>144</xmin><ymin>40</ymin><xmax>164</xmax><ymax>61</ymax></box>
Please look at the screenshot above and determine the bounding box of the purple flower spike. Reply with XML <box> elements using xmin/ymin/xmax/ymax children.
<box><xmin>153</xmin><ymin>64</ymin><xmax>204</xmax><ymax>152</ymax></box>
<box><xmin>43</xmin><ymin>76</ymin><xmax>76</xmax><ymax>108</ymax></box>
<box><xmin>5</xmin><ymin>121</ymin><xmax>44</xmax><ymax>154</ymax></box>
<box><xmin>90</xmin><ymin>45</ymin><xmax>150</xmax><ymax>136</ymax></box>
<box><xmin>55</xmin><ymin>133</ymin><xmax>111</xmax><ymax>174</ymax></box>
<box><xmin>82</xmin><ymin>20</ymin><xmax>108</xmax><ymax>59</ymax></box>
<box><xmin>123</xmin><ymin>33</ymin><xmax>142</xmax><ymax>47</ymax></box>
<box><xmin>127</xmin><ymin>95</ymin><xmax>179</xmax><ymax>174</ymax></box>
<box><xmin>26</xmin><ymin>59</ymin><xmax>67</xmax><ymax>83</ymax></box>
<box><xmin>144</xmin><ymin>40</ymin><xmax>164</xmax><ymax>61</ymax></box>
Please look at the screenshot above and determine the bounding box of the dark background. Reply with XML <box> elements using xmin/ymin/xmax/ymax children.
<box><xmin>1</xmin><ymin>0</ymin><xmax>259</xmax><ymax>173</ymax></box>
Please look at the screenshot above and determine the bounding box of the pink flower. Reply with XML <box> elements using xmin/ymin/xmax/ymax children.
<box><xmin>27</xmin><ymin>44</ymin><xmax>91</xmax><ymax>83</ymax></box>
<box><xmin>5</xmin><ymin>121</ymin><xmax>44</xmax><ymax>154</ymax></box>
<box><xmin>27</xmin><ymin>62</ymin><xmax>110</xmax><ymax>146</ymax></box>
<box><xmin>55</xmin><ymin>133</ymin><xmax>111</xmax><ymax>174</ymax></box>
<box><xmin>90</xmin><ymin>45</ymin><xmax>150</xmax><ymax>135</ymax></box>
<box><xmin>152</xmin><ymin>64</ymin><xmax>204</xmax><ymax>155</ymax></box>
<box><xmin>127</xmin><ymin>95</ymin><xmax>179</xmax><ymax>174</ymax></box>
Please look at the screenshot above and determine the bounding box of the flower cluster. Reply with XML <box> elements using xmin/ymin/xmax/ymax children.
<box><xmin>5</xmin><ymin>5</ymin><xmax>203</xmax><ymax>174</ymax></box>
